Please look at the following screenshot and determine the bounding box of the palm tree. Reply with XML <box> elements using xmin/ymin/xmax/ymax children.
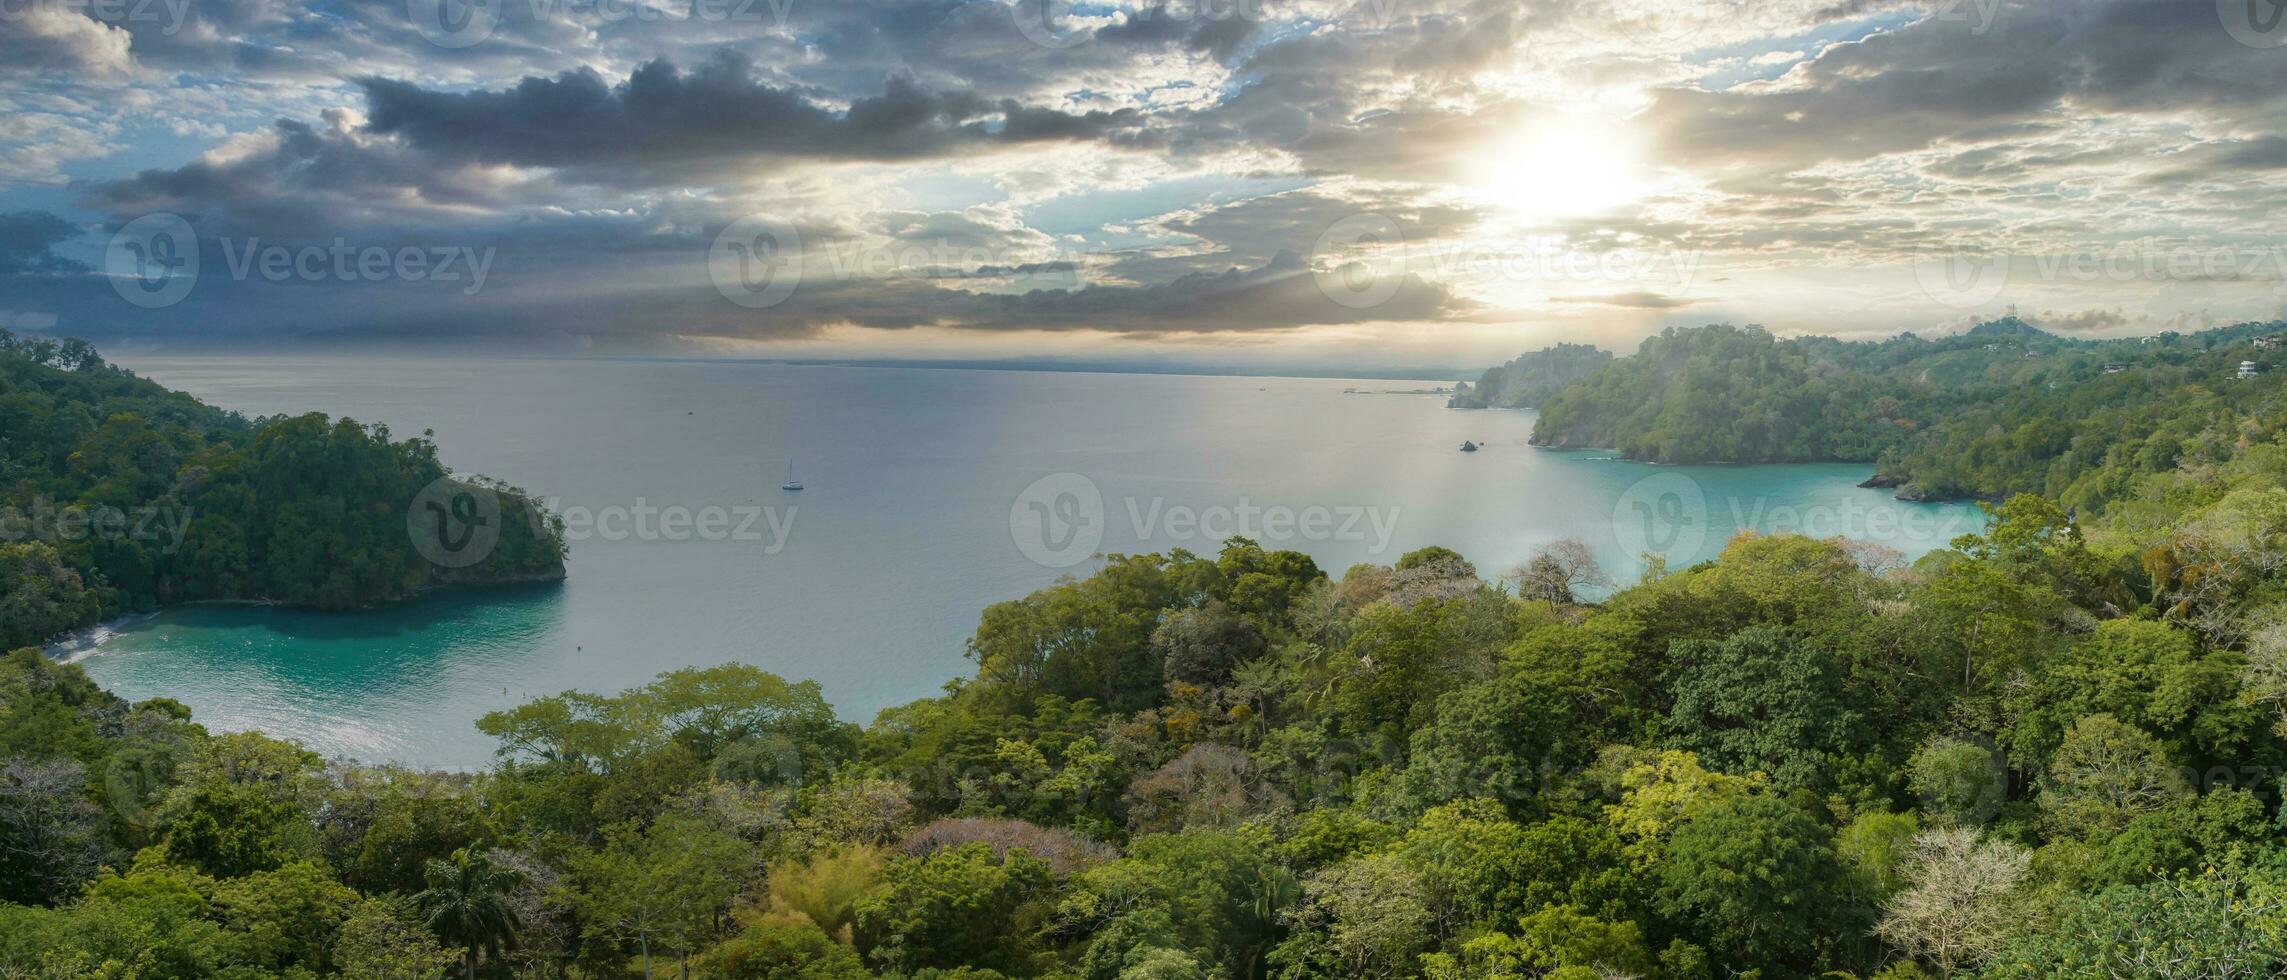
<box><xmin>416</xmin><ymin>849</ymin><xmax>523</xmax><ymax>980</ymax></box>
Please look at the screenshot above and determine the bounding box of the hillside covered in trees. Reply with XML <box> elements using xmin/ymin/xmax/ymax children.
<box><xmin>1446</xmin><ymin>344</ymin><xmax>1614</xmax><ymax>410</ymax></box>
<box><xmin>1516</xmin><ymin>318</ymin><xmax>2287</xmax><ymax>506</ymax></box>
<box><xmin>0</xmin><ymin>331</ymin><xmax>566</xmax><ymax>649</ymax></box>
<box><xmin>12</xmin><ymin>370</ymin><xmax>2287</xmax><ymax>977</ymax></box>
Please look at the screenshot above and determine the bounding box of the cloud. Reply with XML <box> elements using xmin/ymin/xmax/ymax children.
<box><xmin>0</xmin><ymin>211</ymin><xmax>87</xmax><ymax>275</ymax></box>
<box><xmin>0</xmin><ymin>6</ymin><xmax>134</xmax><ymax>76</ymax></box>
<box><xmin>1552</xmin><ymin>291</ymin><xmax>1693</xmax><ymax>309</ymax></box>
<box><xmin>357</xmin><ymin>52</ymin><xmax>1158</xmax><ymax>186</ymax></box>
<box><xmin>2028</xmin><ymin>307</ymin><xmax>2130</xmax><ymax>333</ymax></box>
<box><xmin>12</xmin><ymin>0</ymin><xmax>2287</xmax><ymax>351</ymax></box>
<box><xmin>88</xmin><ymin>113</ymin><xmax>515</xmax><ymax>239</ymax></box>
<box><xmin>0</xmin><ymin>311</ymin><xmax>60</xmax><ymax>330</ymax></box>
<box><xmin>968</xmin><ymin>250</ymin><xmax>1457</xmax><ymax>333</ymax></box>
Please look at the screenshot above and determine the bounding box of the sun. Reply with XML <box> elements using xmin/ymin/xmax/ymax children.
<box><xmin>1467</xmin><ymin>118</ymin><xmax>1649</xmax><ymax>222</ymax></box>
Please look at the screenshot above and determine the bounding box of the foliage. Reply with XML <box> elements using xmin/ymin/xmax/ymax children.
<box><xmin>12</xmin><ymin>331</ymin><xmax>2287</xmax><ymax>978</ymax></box>
<box><xmin>1976</xmin><ymin>863</ymin><xmax>2287</xmax><ymax>978</ymax></box>
<box><xmin>559</xmin><ymin>812</ymin><xmax>750</xmax><ymax>978</ymax></box>
<box><xmin>0</xmin><ymin>329</ymin><xmax>567</xmax><ymax>642</ymax></box>
<box><xmin>1650</xmin><ymin>794</ymin><xmax>1857</xmax><ymax>973</ymax></box>
<box><xmin>853</xmin><ymin>842</ymin><xmax>1057</xmax><ymax>976</ymax></box>
<box><xmin>696</xmin><ymin>911</ymin><xmax>872</xmax><ymax>980</ymax></box>
<box><xmin>1522</xmin><ymin>318</ymin><xmax>2287</xmax><ymax>508</ymax></box>
<box><xmin>1448</xmin><ymin>343</ymin><xmax>1615</xmax><ymax>409</ymax></box>
<box><xmin>1663</xmin><ymin>624</ymin><xmax>1858</xmax><ymax>793</ymax></box>
<box><xmin>415</xmin><ymin>849</ymin><xmax>522</xmax><ymax>980</ymax></box>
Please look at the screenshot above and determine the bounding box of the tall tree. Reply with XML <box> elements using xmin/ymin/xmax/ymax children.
<box><xmin>415</xmin><ymin>849</ymin><xmax>523</xmax><ymax>980</ymax></box>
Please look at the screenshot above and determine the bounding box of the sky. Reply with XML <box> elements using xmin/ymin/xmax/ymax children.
<box><xmin>1</xmin><ymin>0</ymin><xmax>2285</xmax><ymax>371</ymax></box>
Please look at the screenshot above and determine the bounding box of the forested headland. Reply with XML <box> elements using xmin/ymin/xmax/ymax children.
<box><xmin>1512</xmin><ymin>317</ymin><xmax>2287</xmax><ymax>506</ymax></box>
<box><xmin>11</xmin><ymin>342</ymin><xmax>2287</xmax><ymax>975</ymax></box>
<box><xmin>0</xmin><ymin>330</ymin><xmax>567</xmax><ymax>649</ymax></box>
<box><xmin>1446</xmin><ymin>344</ymin><xmax>1613</xmax><ymax>410</ymax></box>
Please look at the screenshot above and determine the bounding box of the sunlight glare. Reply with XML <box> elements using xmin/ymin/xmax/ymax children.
<box><xmin>1469</xmin><ymin>118</ymin><xmax>1648</xmax><ymax>222</ymax></box>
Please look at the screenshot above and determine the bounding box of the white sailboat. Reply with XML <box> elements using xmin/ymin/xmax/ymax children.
<box><xmin>781</xmin><ymin>459</ymin><xmax>804</xmax><ymax>491</ymax></box>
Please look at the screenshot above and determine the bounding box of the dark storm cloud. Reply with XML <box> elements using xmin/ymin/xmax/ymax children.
<box><xmin>0</xmin><ymin>211</ymin><xmax>88</xmax><ymax>275</ymax></box>
<box><xmin>84</xmin><ymin>51</ymin><xmax>1163</xmax><ymax>235</ymax></box>
<box><xmin>357</xmin><ymin>52</ymin><xmax>1155</xmax><ymax>183</ymax></box>
<box><xmin>88</xmin><ymin>115</ymin><xmax>509</xmax><ymax>239</ymax></box>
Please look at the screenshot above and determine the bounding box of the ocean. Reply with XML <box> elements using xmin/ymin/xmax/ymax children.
<box><xmin>67</xmin><ymin>355</ymin><xmax>1985</xmax><ymax>768</ymax></box>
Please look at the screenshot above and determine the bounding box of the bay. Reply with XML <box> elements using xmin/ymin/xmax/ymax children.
<box><xmin>70</xmin><ymin>355</ymin><xmax>1986</xmax><ymax>768</ymax></box>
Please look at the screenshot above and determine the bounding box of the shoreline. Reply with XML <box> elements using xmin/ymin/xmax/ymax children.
<box><xmin>40</xmin><ymin>576</ymin><xmax>566</xmax><ymax>664</ymax></box>
<box><xmin>44</xmin><ymin>611</ymin><xmax>162</xmax><ymax>664</ymax></box>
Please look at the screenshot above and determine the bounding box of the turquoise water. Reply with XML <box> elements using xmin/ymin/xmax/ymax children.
<box><xmin>69</xmin><ymin>357</ymin><xmax>1986</xmax><ymax>768</ymax></box>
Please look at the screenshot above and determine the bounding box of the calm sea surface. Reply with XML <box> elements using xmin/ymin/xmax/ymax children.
<box><xmin>67</xmin><ymin>356</ymin><xmax>1986</xmax><ymax>767</ymax></box>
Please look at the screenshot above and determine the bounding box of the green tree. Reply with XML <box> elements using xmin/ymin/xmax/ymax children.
<box><xmin>1153</xmin><ymin>600</ymin><xmax>1267</xmax><ymax>687</ymax></box>
<box><xmin>415</xmin><ymin>849</ymin><xmax>523</xmax><ymax>980</ymax></box>
<box><xmin>0</xmin><ymin>756</ymin><xmax>109</xmax><ymax>904</ymax></box>
<box><xmin>1061</xmin><ymin>828</ymin><xmax>1293</xmax><ymax>979</ymax></box>
<box><xmin>1422</xmin><ymin>904</ymin><xmax>1657</xmax><ymax>979</ymax></box>
<box><xmin>695</xmin><ymin>911</ymin><xmax>871</xmax><ymax>980</ymax></box>
<box><xmin>214</xmin><ymin>859</ymin><xmax>363</xmax><ymax>973</ymax></box>
<box><xmin>338</xmin><ymin>900</ymin><xmax>463</xmax><ymax>980</ymax></box>
<box><xmin>854</xmin><ymin>842</ymin><xmax>1057</xmax><ymax>976</ymax></box>
<box><xmin>1908</xmin><ymin>737</ymin><xmax>2006</xmax><ymax>826</ymax></box>
<box><xmin>1663</xmin><ymin>625</ymin><xmax>1858</xmax><ymax>793</ymax></box>
<box><xmin>561</xmin><ymin>814</ymin><xmax>750</xmax><ymax>980</ymax></box>
<box><xmin>1651</xmin><ymin>794</ymin><xmax>1857</xmax><ymax>973</ymax></box>
<box><xmin>1273</xmin><ymin>852</ymin><xmax>1431</xmax><ymax>980</ymax></box>
<box><xmin>1979</xmin><ymin>865</ymin><xmax>2287</xmax><ymax>978</ymax></box>
<box><xmin>2039</xmin><ymin>714</ymin><xmax>2191</xmax><ymax>838</ymax></box>
<box><xmin>2001</xmin><ymin>618</ymin><xmax>2255</xmax><ymax>774</ymax></box>
<box><xmin>157</xmin><ymin>732</ymin><xmax>324</xmax><ymax>878</ymax></box>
